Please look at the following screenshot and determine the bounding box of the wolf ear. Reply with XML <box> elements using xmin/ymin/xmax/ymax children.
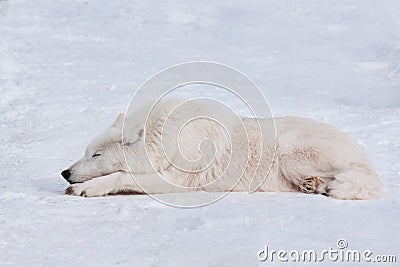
<box><xmin>113</xmin><ymin>113</ymin><xmax>125</xmax><ymax>127</ymax></box>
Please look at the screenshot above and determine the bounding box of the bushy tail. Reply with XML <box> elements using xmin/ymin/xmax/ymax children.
<box><xmin>328</xmin><ymin>167</ymin><xmax>383</xmax><ymax>200</ymax></box>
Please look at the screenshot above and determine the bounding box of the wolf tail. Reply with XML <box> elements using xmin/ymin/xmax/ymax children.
<box><xmin>328</xmin><ymin>167</ymin><xmax>383</xmax><ymax>200</ymax></box>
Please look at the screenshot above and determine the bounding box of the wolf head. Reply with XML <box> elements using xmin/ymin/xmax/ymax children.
<box><xmin>61</xmin><ymin>113</ymin><xmax>149</xmax><ymax>184</ymax></box>
<box><xmin>61</xmin><ymin>99</ymin><xmax>222</xmax><ymax>184</ymax></box>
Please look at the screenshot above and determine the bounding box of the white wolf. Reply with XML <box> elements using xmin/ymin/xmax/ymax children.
<box><xmin>62</xmin><ymin>100</ymin><xmax>383</xmax><ymax>200</ymax></box>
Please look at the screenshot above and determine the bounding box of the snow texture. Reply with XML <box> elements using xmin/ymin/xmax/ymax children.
<box><xmin>0</xmin><ymin>0</ymin><xmax>399</xmax><ymax>266</ymax></box>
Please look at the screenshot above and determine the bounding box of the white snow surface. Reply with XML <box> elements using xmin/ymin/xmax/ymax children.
<box><xmin>1</xmin><ymin>0</ymin><xmax>399</xmax><ymax>266</ymax></box>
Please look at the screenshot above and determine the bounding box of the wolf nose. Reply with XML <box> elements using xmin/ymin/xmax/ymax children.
<box><xmin>61</xmin><ymin>169</ymin><xmax>71</xmax><ymax>180</ymax></box>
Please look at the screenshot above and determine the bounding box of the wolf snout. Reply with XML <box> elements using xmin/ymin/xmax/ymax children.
<box><xmin>61</xmin><ymin>169</ymin><xmax>72</xmax><ymax>181</ymax></box>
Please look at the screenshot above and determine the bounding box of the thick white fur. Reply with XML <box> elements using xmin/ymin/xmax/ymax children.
<box><xmin>65</xmin><ymin>100</ymin><xmax>383</xmax><ymax>200</ymax></box>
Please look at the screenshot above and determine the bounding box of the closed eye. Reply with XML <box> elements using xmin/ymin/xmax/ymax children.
<box><xmin>92</xmin><ymin>153</ymin><xmax>101</xmax><ymax>158</ymax></box>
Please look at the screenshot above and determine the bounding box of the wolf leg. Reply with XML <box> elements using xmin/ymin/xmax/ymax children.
<box><xmin>299</xmin><ymin>176</ymin><xmax>330</xmax><ymax>195</ymax></box>
<box><xmin>65</xmin><ymin>171</ymin><xmax>189</xmax><ymax>197</ymax></box>
<box><xmin>65</xmin><ymin>172</ymin><xmax>137</xmax><ymax>197</ymax></box>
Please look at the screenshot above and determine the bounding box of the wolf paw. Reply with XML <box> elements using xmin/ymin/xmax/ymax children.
<box><xmin>65</xmin><ymin>182</ymin><xmax>109</xmax><ymax>197</ymax></box>
<box><xmin>299</xmin><ymin>176</ymin><xmax>327</xmax><ymax>195</ymax></box>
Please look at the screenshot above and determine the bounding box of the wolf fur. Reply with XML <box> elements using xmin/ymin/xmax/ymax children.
<box><xmin>62</xmin><ymin>100</ymin><xmax>383</xmax><ymax>200</ymax></box>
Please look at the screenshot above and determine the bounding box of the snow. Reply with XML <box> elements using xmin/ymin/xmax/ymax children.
<box><xmin>1</xmin><ymin>0</ymin><xmax>399</xmax><ymax>266</ymax></box>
